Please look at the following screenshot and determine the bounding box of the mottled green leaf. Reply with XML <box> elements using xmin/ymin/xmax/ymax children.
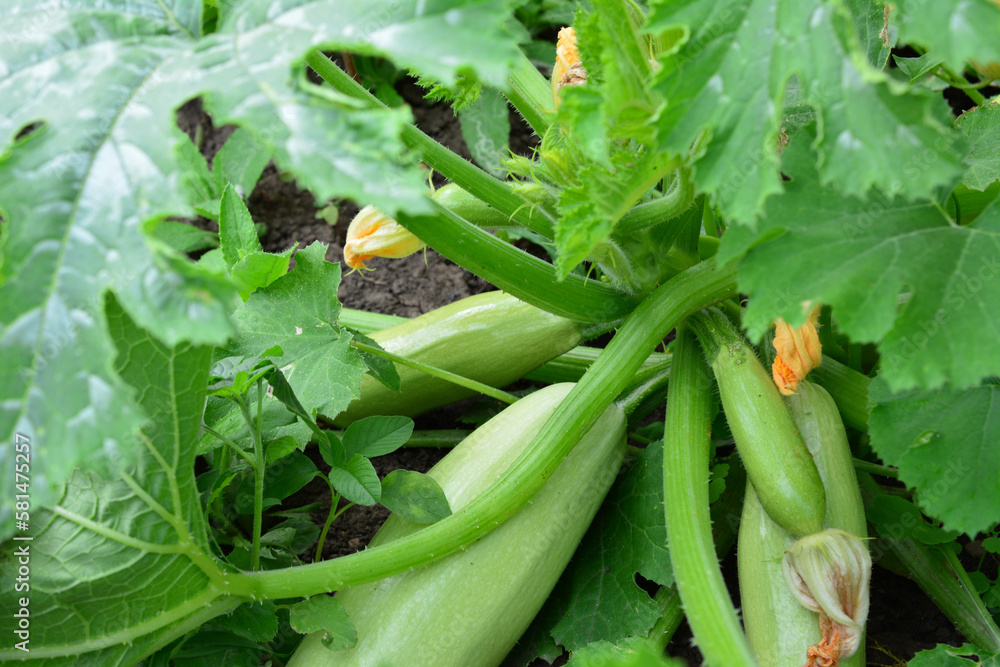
<box><xmin>0</xmin><ymin>0</ymin><xmax>520</xmax><ymax>530</ymax></box>
<box><xmin>958</xmin><ymin>102</ymin><xmax>1000</xmax><ymax>192</ymax></box>
<box><xmin>892</xmin><ymin>0</ymin><xmax>1000</xmax><ymax>72</ymax></box>
<box><xmin>0</xmin><ymin>295</ymin><xmax>239</xmax><ymax>665</ymax></box>
<box><xmin>647</xmin><ymin>0</ymin><xmax>966</xmax><ymax>222</ymax></box>
<box><xmin>869</xmin><ymin>378</ymin><xmax>1000</xmax><ymax>536</ymax></box>
<box><xmin>722</xmin><ymin>128</ymin><xmax>1000</xmax><ymax>391</ymax></box>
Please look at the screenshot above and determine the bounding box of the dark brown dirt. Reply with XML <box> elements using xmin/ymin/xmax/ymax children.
<box><xmin>177</xmin><ymin>70</ymin><xmax>982</xmax><ymax>666</ymax></box>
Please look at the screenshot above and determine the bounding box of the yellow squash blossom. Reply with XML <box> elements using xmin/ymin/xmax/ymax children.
<box><xmin>552</xmin><ymin>27</ymin><xmax>587</xmax><ymax>109</ymax></box>
<box><xmin>771</xmin><ymin>306</ymin><xmax>822</xmax><ymax>395</ymax></box>
<box><xmin>343</xmin><ymin>205</ymin><xmax>426</xmax><ymax>271</ymax></box>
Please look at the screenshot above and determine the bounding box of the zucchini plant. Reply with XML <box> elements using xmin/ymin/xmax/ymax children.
<box><xmin>2</xmin><ymin>1</ymin><xmax>1000</xmax><ymax>666</ymax></box>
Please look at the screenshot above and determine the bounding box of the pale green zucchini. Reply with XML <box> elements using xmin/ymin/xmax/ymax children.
<box><xmin>334</xmin><ymin>291</ymin><xmax>582</xmax><ymax>426</ymax></box>
<box><xmin>738</xmin><ymin>381</ymin><xmax>868</xmax><ymax>667</ymax></box>
<box><xmin>290</xmin><ymin>383</ymin><xmax>626</xmax><ymax>667</ymax></box>
<box><xmin>691</xmin><ymin>309</ymin><xmax>826</xmax><ymax>537</ymax></box>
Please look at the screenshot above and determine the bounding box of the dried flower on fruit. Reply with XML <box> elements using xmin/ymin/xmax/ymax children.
<box><xmin>783</xmin><ymin>528</ymin><xmax>871</xmax><ymax>667</ymax></box>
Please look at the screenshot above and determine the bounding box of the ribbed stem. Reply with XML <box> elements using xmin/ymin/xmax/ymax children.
<box><xmin>237</xmin><ymin>259</ymin><xmax>737</xmax><ymax>599</ymax></box>
<box><xmin>615</xmin><ymin>358</ymin><xmax>672</xmax><ymax>429</ymax></box>
<box><xmin>614</xmin><ymin>167</ymin><xmax>694</xmax><ymax>235</ymax></box>
<box><xmin>503</xmin><ymin>50</ymin><xmax>552</xmax><ymax>136</ymax></box>
<box><xmin>305</xmin><ymin>50</ymin><xmax>555</xmax><ymax>238</ymax></box>
<box><xmin>397</xmin><ymin>202</ymin><xmax>638</xmax><ymax>323</ymax></box>
<box><xmin>662</xmin><ymin>326</ymin><xmax>757</xmax><ymax>667</ymax></box>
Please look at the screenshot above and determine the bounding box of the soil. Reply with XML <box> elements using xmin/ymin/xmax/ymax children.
<box><xmin>177</xmin><ymin>71</ymin><xmax>979</xmax><ymax>666</ymax></box>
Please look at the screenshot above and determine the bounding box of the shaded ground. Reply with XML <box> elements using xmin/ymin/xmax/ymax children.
<box><xmin>178</xmin><ymin>72</ymin><xmax>975</xmax><ymax>666</ymax></box>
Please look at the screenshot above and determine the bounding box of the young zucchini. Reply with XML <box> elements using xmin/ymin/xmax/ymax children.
<box><xmin>739</xmin><ymin>381</ymin><xmax>868</xmax><ymax>667</ymax></box>
<box><xmin>289</xmin><ymin>383</ymin><xmax>627</xmax><ymax>667</ymax></box>
<box><xmin>690</xmin><ymin>309</ymin><xmax>826</xmax><ymax>537</ymax></box>
<box><xmin>334</xmin><ymin>291</ymin><xmax>583</xmax><ymax>426</ymax></box>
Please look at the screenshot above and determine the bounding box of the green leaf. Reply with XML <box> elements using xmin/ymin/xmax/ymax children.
<box><xmin>219</xmin><ymin>184</ymin><xmax>263</xmax><ymax>268</ymax></box>
<box><xmin>148</xmin><ymin>219</ymin><xmax>220</xmax><ymax>254</ymax></box>
<box><xmin>908</xmin><ymin>643</ymin><xmax>1000</xmax><ymax>667</ymax></box>
<box><xmin>263</xmin><ymin>450</ymin><xmax>319</xmax><ymax>503</ymax></box>
<box><xmin>566</xmin><ymin>638</ymin><xmax>685</xmax><ymax>667</ymax></box>
<box><xmin>225</xmin><ymin>242</ymin><xmax>368</xmax><ymax>419</ymax></box>
<box><xmin>869</xmin><ymin>377</ymin><xmax>1000</xmax><ymax>536</ymax></box>
<box><xmin>289</xmin><ymin>596</ymin><xmax>357</xmax><ymax>651</ymax></box>
<box><xmin>892</xmin><ymin>0</ymin><xmax>1000</xmax><ymax>72</ymax></box>
<box><xmin>844</xmin><ymin>0</ymin><xmax>891</xmax><ymax>70</ymax></box>
<box><xmin>0</xmin><ymin>0</ymin><xmax>521</xmax><ymax>524</ymax></box>
<box><xmin>379</xmin><ymin>469</ymin><xmax>452</xmax><ymax>524</ymax></box>
<box><xmin>344</xmin><ymin>328</ymin><xmax>401</xmax><ymax>392</ymax></box>
<box><xmin>265</xmin><ymin>435</ymin><xmax>300</xmax><ymax>464</ymax></box>
<box><xmin>893</xmin><ymin>53</ymin><xmax>946</xmax><ymax>83</ymax></box>
<box><xmin>723</xmin><ymin>128</ymin><xmax>1000</xmax><ymax>391</ymax></box>
<box><xmin>646</xmin><ymin>0</ymin><xmax>967</xmax><ymax>222</ymax></box>
<box><xmin>177</xmin><ymin>133</ymin><xmax>220</xmax><ymax>203</ymax></box>
<box><xmin>327</xmin><ymin>454</ymin><xmax>381</xmax><ymax>505</ymax></box>
<box><xmin>459</xmin><ymin>87</ymin><xmax>511</xmax><ymax>178</ymax></box>
<box><xmin>231</xmin><ymin>249</ymin><xmax>294</xmax><ymax>300</ymax></box>
<box><xmin>343</xmin><ymin>415</ymin><xmax>414</xmax><ymax>459</ymax></box>
<box><xmin>548</xmin><ymin>441</ymin><xmax>671</xmax><ymax>651</ymax></box>
<box><xmin>0</xmin><ymin>294</ymin><xmax>238</xmax><ymax>664</ymax></box>
<box><xmin>213</xmin><ymin>602</ymin><xmax>280</xmax><ymax>643</ymax></box>
<box><xmin>957</xmin><ymin>102</ymin><xmax>1000</xmax><ymax>192</ymax></box>
<box><xmin>213</xmin><ymin>128</ymin><xmax>272</xmax><ymax>198</ymax></box>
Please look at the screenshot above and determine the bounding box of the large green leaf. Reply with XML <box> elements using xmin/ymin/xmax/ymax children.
<box><xmin>547</xmin><ymin>441</ymin><xmax>672</xmax><ymax>651</ymax></box>
<box><xmin>0</xmin><ymin>295</ymin><xmax>239</xmax><ymax>665</ymax></box>
<box><xmin>646</xmin><ymin>0</ymin><xmax>966</xmax><ymax>223</ymax></box>
<box><xmin>958</xmin><ymin>102</ymin><xmax>1000</xmax><ymax>192</ymax></box>
<box><xmin>223</xmin><ymin>242</ymin><xmax>368</xmax><ymax>419</ymax></box>
<box><xmin>0</xmin><ymin>0</ymin><xmax>520</xmax><ymax>531</ymax></box>
<box><xmin>892</xmin><ymin>0</ymin><xmax>1000</xmax><ymax>72</ymax></box>
<box><xmin>721</xmin><ymin>127</ymin><xmax>1000</xmax><ymax>391</ymax></box>
<box><xmin>869</xmin><ymin>377</ymin><xmax>1000</xmax><ymax>536</ymax></box>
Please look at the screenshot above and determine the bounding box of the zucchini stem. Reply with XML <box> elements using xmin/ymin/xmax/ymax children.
<box><xmin>305</xmin><ymin>50</ymin><xmax>556</xmax><ymax>238</ymax></box>
<box><xmin>235</xmin><ymin>259</ymin><xmax>737</xmax><ymax>599</ymax></box>
<box><xmin>350</xmin><ymin>340</ymin><xmax>519</xmax><ymax>404</ymax></box>
<box><xmin>503</xmin><ymin>50</ymin><xmax>552</xmax><ymax>136</ymax></box>
<box><xmin>662</xmin><ymin>326</ymin><xmax>757</xmax><ymax>666</ymax></box>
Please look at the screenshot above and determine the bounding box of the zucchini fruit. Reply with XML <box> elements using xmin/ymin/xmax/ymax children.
<box><xmin>290</xmin><ymin>383</ymin><xmax>626</xmax><ymax>667</ymax></box>
<box><xmin>690</xmin><ymin>309</ymin><xmax>825</xmax><ymax>537</ymax></box>
<box><xmin>334</xmin><ymin>291</ymin><xmax>583</xmax><ymax>426</ymax></box>
<box><xmin>738</xmin><ymin>381</ymin><xmax>868</xmax><ymax>667</ymax></box>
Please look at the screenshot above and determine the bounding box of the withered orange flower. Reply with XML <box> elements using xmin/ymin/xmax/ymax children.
<box><xmin>771</xmin><ymin>306</ymin><xmax>822</xmax><ymax>395</ymax></box>
<box><xmin>343</xmin><ymin>205</ymin><xmax>426</xmax><ymax>271</ymax></box>
<box><xmin>552</xmin><ymin>27</ymin><xmax>587</xmax><ymax>109</ymax></box>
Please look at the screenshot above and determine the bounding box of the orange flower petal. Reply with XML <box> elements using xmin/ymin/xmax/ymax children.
<box><xmin>771</xmin><ymin>307</ymin><xmax>822</xmax><ymax>395</ymax></box>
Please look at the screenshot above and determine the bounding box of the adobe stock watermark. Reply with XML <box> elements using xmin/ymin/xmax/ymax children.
<box><xmin>11</xmin><ymin>433</ymin><xmax>33</xmax><ymax>654</ymax></box>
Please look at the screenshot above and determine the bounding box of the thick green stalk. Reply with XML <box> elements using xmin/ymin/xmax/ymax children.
<box><xmin>662</xmin><ymin>326</ymin><xmax>757</xmax><ymax>667</ymax></box>
<box><xmin>859</xmin><ymin>474</ymin><xmax>1000</xmax><ymax>651</ymax></box>
<box><xmin>504</xmin><ymin>50</ymin><xmax>552</xmax><ymax>136</ymax></box>
<box><xmin>237</xmin><ymin>259</ymin><xmax>737</xmax><ymax>599</ymax></box>
<box><xmin>615</xmin><ymin>357</ymin><xmax>672</xmax><ymax>429</ymax></box>
<box><xmin>398</xmin><ymin>201</ymin><xmax>638</xmax><ymax>323</ymax></box>
<box><xmin>306</xmin><ymin>50</ymin><xmax>555</xmax><ymax>237</ymax></box>
<box><xmin>614</xmin><ymin>168</ymin><xmax>694</xmax><ymax>235</ymax></box>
